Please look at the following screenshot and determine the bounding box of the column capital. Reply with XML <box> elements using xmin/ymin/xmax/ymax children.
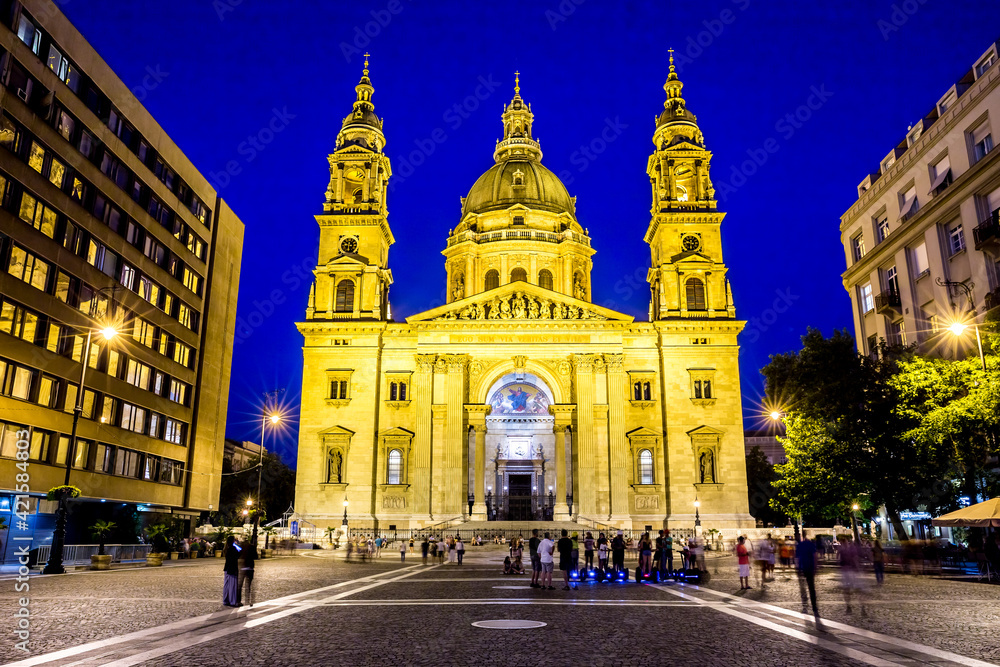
<box><xmin>445</xmin><ymin>354</ymin><xmax>469</xmax><ymax>374</ymax></box>
<box><xmin>603</xmin><ymin>353</ymin><xmax>625</xmax><ymax>372</ymax></box>
<box><xmin>464</xmin><ymin>404</ymin><xmax>492</xmax><ymax>426</ymax></box>
<box><xmin>572</xmin><ymin>353</ymin><xmax>597</xmax><ymax>374</ymax></box>
<box><xmin>415</xmin><ymin>354</ymin><xmax>437</xmax><ymax>372</ymax></box>
<box><xmin>548</xmin><ymin>403</ymin><xmax>576</xmax><ymax>427</ymax></box>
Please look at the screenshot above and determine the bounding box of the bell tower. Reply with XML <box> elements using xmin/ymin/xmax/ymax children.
<box><xmin>308</xmin><ymin>54</ymin><xmax>394</xmax><ymax>321</ymax></box>
<box><xmin>645</xmin><ymin>51</ymin><xmax>735</xmax><ymax>321</ymax></box>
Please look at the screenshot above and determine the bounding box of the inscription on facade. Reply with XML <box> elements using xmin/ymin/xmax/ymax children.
<box><xmin>450</xmin><ymin>334</ymin><xmax>591</xmax><ymax>344</ymax></box>
<box><xmin>635</xmin><ymin>495</ymin><xmax>659</xmax><ymax>510</ymax></box>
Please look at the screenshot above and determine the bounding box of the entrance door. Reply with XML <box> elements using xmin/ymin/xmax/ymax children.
<box><xmin>508</xmin><ymin>474</ymin><xmax>532</xmax><ymax>521</ymax></box>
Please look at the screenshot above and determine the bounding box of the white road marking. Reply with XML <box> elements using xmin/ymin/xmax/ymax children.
<box><xmin>1</xmin><ymin>564</ymin><xmax>433</xmax><ymax>667</ymax></box>
<box><xmin>678</xmin><ymin>583</ymin><xmax>1000</xmax><ymax>667</ymax></box>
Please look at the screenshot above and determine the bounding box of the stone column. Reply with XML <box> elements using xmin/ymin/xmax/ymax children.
<box><xmin>562</xmin><ymin>255</ymin><xmax>573</xmax><ymax>294</ymax></box>
<box><xmin>464</xmin><ymin>255</ymin><xmax>474</xmax><ymax>298</ymax></box>
<box><xmin>573</xmin><ymin>354</ymin><xmax>597</xmax><ymax>519</ymax></box>
<box><xmin>412</xmin><ymin>354</ymin><xmax>436</xmax><ymax>521</ymax></box>
<box><xmin>549</xmin><ymin>405</ymin><xmax>574</xmax><ymax>520</ymax></box>
<box><xmin>605</xmin><ymin>353</ymin><xmax>630</xmax><ymax>523</ymax></box>
<box><xmin>444</xmin><ymin>356</ymin><xmax>467</xmax><ymax>517</ymax></box>
<box><xmin>430</xmin><ymin>403</ymin><xmax>447</xmax><ymax>519</ymax></box>
<box><xmin>465</xmin><ymin>405</ymin><xmax>491</xmax><ymax>520</ymax></box>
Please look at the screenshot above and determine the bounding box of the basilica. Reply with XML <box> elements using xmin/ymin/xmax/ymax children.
<box><xmin>293</xmin><ymin>55</ymin><xmax>753</xmax><ymax>532</ymax></box>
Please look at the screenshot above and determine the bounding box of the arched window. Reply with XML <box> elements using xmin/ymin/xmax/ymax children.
<box><xmin>335</xmin><ymin>280</ymin><xmax>355</xmax><ymax>312</ymax></box>
<box><xmin>387</xmin><ymin>449</ymin><xmax>402</xmax><ymax>484</ymax></box>
<box><xmin>389</xmin><ymin>382</ymin><xmax>398</xmax><ymax>400</ymax></box>
<box><xmin>538</xmin><ymin>269</ymin><xmax>553</xmax><ymax>290</ymax></box>
<box><xmin>633</xmin><ymin>382</ymin><xmax>642</xmax><ymax>401</ymax></box>
<box><xmin>511</xmin><ymin>267</ymin><xmax>527</xmax><ymax>282</ymax></box>
<box><xmin>685</xmin><ymin>278</ymin><xmax>706</xmax><ymax>311</ymax></box>
<box><xmin>352</xmin><ymin>189</ymin><xmax>362</xmax><ymax>203</ymax></box>
<box><xmin>638</xmin><ymin>449</ymin><xmax>653</xmax><ymax>485</ymax></box>
<box><xmin>643</xmin><ymin>382</ymin><xmax>651</xmax><ymax>400</ymax></box>
<box><xmin>484</xmin><ymin>269</ymin><xmax>499</xmax><ymax>290</ymax></box>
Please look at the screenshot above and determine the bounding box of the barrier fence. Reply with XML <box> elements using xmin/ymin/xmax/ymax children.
<box><xmin>33</xmin><ymin>544</ymin><xmax>153</xmax><ymax>567</ymax></box>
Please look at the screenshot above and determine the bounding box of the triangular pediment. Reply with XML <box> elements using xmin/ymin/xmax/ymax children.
<box><xmin>318</xmin><ymin>425</ymin><xmax>355</xmax><ymax>436</ymax></box>
<box><xmin>325</xmin><ymin>252</ymin><xmax>371</xmax><ymax>267</ymax></box>
<box><xmin>626</xmin><ymin>427</ymin><xmax>661</xmax><ymax>438</ymax></box>
<box><xmin>405</xmin><ymin>281</ymin><xmax>634</xmax><ymax>323</ymax></box>
<box><xmin>670</xmin><ymin>250</ymin><xmax>714</xmax><ymax>264</ymax></box>
<box><xmin>379</xmin><ymin>427</ymin><xmax>415</xmax><ymax>438</ymax></box>
<box><xmin>686</xmin><ymin>425</ymin><xmax>725</xmax><ymax>437</ymax></box>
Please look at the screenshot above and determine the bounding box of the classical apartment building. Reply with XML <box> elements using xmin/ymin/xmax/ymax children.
<box><xmin>841</xmin><ymin>39</ymin><xmax>1000</xmax><ymax>357</ymax></box>
<box><xmin>0</xmin><ymin>0</ymin><xmax>243</xmax><ymax>544</ymax></box>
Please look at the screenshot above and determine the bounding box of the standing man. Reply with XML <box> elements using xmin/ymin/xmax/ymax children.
<box><xmin>796</xmin><ymin>535</ymin><xmax>820</xmax><ymax>618</ymax></box>
<box><xmin>538</xmin><ymin>532</ymin><xmax>555</xmax><ymax>590</ymax></box>
<box><xmin>421</xmin><ymin>536</ymin><xmax>430</xmax><ymax>565</ymax></box>
<box><xmin>557</xmin><ymin>530</ymin><xmax>574</xmax><ymax>590</ymax></box>
<box><xmin>456</xmin><ymin>537</ymin><xmax>465</xmax><ymax>565</ymax></box>
<box><xmin>529</xmin><ymin>529</ymin><xmax>542</xmax><ymax>588</ymax></box>
<box><xmin>611</xmin><ymin>530</ymin><xmax>626</xmax><ymax>575</ymax></box>
<box><xmin>663</xmin><ymin>530</ymin><xmax>674</xmax><ymax>576</ymax></box>
<box><xmin>238</xmin><ymin>538</ymin><xmax>256</xmax><ymax>607</ymax></box>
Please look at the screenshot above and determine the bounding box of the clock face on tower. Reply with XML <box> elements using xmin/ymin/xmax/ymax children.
<box><xmin>682</xmin><ymin>234</ymin><xmax>701</xmax><ymax>252</ymax></box>
<box><xmin>340</xmin><ymin>237</ymin><xmax>358</xmax><ymax>254</ymax></box>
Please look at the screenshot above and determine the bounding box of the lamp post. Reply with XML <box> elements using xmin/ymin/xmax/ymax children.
<box><xmin>767</xmin><ymin>409</ymin><xmax>801</xmax><ymax>541</ymax></box>
<box><xmin>44</xmin><ymin>297</ymin><xmax>120</xmax><ymax>575</ymax></box>
<box><xmin>937</xmin><ymin>278</ymin><xmax>987</xmax><ymax>372</ymax></box>
<box><xmin>250</xmin><ymin>390</ymin><xmax>283</xmax><ymax>549</ymax></box>
<box><xmin>342</xmin><ymin>498</ymin><xmax>349</xmax><ymax>526</ymax></box>
<box><xmin>850</xmin><ymin>503</ymin><xmax>861</xmax><ymax>543</ymax></box>
<box><xmin>694</xmin><ymin>498</ymin><xmax>701</xmax><ymax>530</ymax></box>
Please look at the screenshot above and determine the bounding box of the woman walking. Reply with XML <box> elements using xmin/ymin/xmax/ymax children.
<box><xmin>222</xmin><ymin>536</ymin><xmax>241</xmax><ymax>607</ymax></box>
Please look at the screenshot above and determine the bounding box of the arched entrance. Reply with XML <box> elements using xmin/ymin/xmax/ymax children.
<box><xmin>471</xmin><ymin>373</ymin><xmax>559</xmax><ymax>520</ymax></box>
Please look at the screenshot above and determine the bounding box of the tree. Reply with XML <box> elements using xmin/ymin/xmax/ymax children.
<box><xmin>218</xmin><ymin>451</ymin><xmax>296</xmax><ymax>525</ymax></box>
<box><xmin>745</xmin><ymin>446</ymin><xmax>786</xmax><ymax>527</ymax></box>
<box><xmin>763</xmin><ymin>328</ymin><xmax>928</xmax><ymax>539</ymax></box>
<box><xmin>90</xmin><ymin>520</ymin><xmax>117</xmax><ymax>556</ymax></box>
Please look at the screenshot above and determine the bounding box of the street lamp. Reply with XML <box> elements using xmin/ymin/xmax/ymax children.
<box><xmin>342</xmin><ymin>498</ymin><xmax>349</xmax><ymax>526</ymax></box>
<box><xmin>767</xmin><ymin>409</ymin><xmax>802</xmax><ymax>541</ymax></box>
<box><xmin>850</xmin><ymin>503</ymin><xmax>861</xmax><ymax>543</ymax></box>
<box><xmin>694</xmin><ymin>498</ymin><xmax>701</xmax><ymax>529</ymax></box>
<box><xmin>250</xmin><ymin>390</ymin><xmax>284</xmax><ymax>548</ymax></box>
<box><xmin>937</xmin><ymin>278</ymin><xmax>987</xmax><ymax>372</ymax></box>
<box><xmin>44</xmin><ymin>290</ymin><xmax>121</xmax><ymax>575</ymax></box>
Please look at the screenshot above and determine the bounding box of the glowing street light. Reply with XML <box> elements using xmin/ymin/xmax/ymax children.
<box><xmin>769</xmin><ymin>411</ymin><xmax>782</xmax><ymax>421</ymax></box>
<box><xmin>342</xmin><ymin>498</ymin><xmax>349</xmax><ymax>526</ymax></box>
<box><xmin>850</xmin><ymin>503</ymin><xmax>861</xmax><ymax>543</ymax></box>
<box><xmin>937</xmin><ymin>278</ymin><xmax>987</xmax><ymax>372</ymax></box>
<box><xmin>694</xmin><ymin>498</ymin><xmax>701</xmax><ymax>529</ymax></box>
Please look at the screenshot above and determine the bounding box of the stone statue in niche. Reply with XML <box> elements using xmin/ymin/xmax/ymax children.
<box><xmin>699</xmin><ymin>450</ymin><xmax>715</xmax><ymax>484</ymax></box>
<box><xmin>452</xmin><ymin>274</ymin><xmax>465</xmax><ymax>301</ymax></box>
<box><xmin>573</xmin><ymin>277</ymin><xmax>587</xmax><ymax>300</ymax></box>
<box><xmin>328</xmin><ymin>450</ymin><xmax>343</xmax><ymax>484</ymax></box>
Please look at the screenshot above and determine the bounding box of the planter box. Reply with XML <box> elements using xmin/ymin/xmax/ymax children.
<box><xmin>190</xmin><ymin>551</ymin><xmax>199</xmax><ymax>559</ymax></box>
<box><xmin>145</xmin><ymin>555</ymin><xmax>163</xmax><ymax>567</ymax></box>
<box><xmin>215</xmin><ymin>550</ymin><xmax>223</xmax><ymax>558</ymax></box>
<box><xmin>169</xmin><ymin>552</ymin><xmax>180</xmax><ymax>560</ymax></box>
<box><xmin>90</xmin><ymin>554</ymin><xmax>112</xmax><ymax>570</ymax></box>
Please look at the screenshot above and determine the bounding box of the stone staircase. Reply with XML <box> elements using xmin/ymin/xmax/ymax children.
<box><xmin>428</xmin><ymin>519</ymin><xmax>619</xmax><ymax>538</ymax></box>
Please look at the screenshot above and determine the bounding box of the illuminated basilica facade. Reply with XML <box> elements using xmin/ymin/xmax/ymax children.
<box><xmin>293</xmin><ymin>56</ymin><xmax>753</xmax><ymax>531</ymax></box>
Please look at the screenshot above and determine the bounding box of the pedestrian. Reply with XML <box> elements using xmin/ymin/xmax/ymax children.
<box><xmin>238</xmin><ymin>538</ymin><xmax>256</xmax><ymax>607</ymax></box>
<box><xmin>638</xmin><ymin>532</ymin><xmax>653</xmax><ymax>578</ymax></box>
<box><xmin>538</xmin><ymin>532</ymin><xmax>555</xmax><ymax>590</ymax></box>
<box><xmin>872</xmin><ymin>539</ymin><xmax>885</xmax><ymax>584</ymax></box>
<box><xmin>529</xmin><ymin>529</ymin><xmax>542</xmax><ymax>588</ymax></box>
<box><xmin>437</xmin><ymin>537</ymin><xmax>446</xmax><ymax>562</ymax></box>
<box><xmin>736</xmin><ymin>536</ymin><xmax>752</xmax><ymax>590</ymax></box>
<box><xmin>756</xmin><ymin>534</ymin><xmax>774</xmax><ymax>589</ymax></box>
<box><xmin>409</xmin><ymin>537</ymin><xmax>415</xmax><ymax>554</ymax></box>
<box><xmin>400</xmin><ymin>539</ymin><xmax>407</xmax><ymax>562</ymax></box>
<box><xmin>584</xmin><ymin>532</ymin><xmax>595</xmax><ymax>571</ymax></box>
<box><xmin>448</xmin><ymin>536</ymin><xmax>457</xmax><ymax>563</ymax></box>
<box><xmin>557</xmin><ymin>530</ymin><xmax>574</xmax><ymax>590</ymax></box>
<box><xmin>421</xmin><ymin>536</ymin><xmax>430</xmax><ymax>565</ymax></box>
<box><xmin>663</xmin><ymin>529</ymin><xmax>674</xmax><ymax>576</ymax></box>
<box><xmin>611</xmin><ymin>530</ymin><xmax>626</xmax><ymax>575</ymax></box>
<box><xmin>597</xmin><ymin>533</ymin><xmax>609</xmax><ymax>574</ymax></box>
<box><xmin>570</xmin><ymin>532</ymin><xmax>580</xmax><ymax>581</ymax></box>
<box><xmin>510</xmin><ymin>538</ymin><xmax>522</xmax><ymax>573</ymax></box>
<box><xmin>457</xmin><ymin>537</ymin><xmax>465</xmax><ymax>565</ymax></box>
<box><xmin>840</xmin><ymin>539</ymin><xmax>865</xmax><ymax>615</ymax></box>
<box><xmin>222</xmin><ymin>536</ymin><xmax>240</xmax><ymax>607</ymax></box>
<box><xmin>796</xmin><ymin>535</ymin><xmax>820</xmax><ymax>618</ymax></box>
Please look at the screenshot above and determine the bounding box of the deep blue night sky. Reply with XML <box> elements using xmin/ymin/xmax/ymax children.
<box><xmin>63</xmin><ymin>0</ymin><xmax>1000</xmax><ymax>466</ymax></box>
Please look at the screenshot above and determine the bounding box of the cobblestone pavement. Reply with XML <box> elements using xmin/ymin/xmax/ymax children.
<box><xmin>1</xmin><ymin>547</ymin><xmax>998</xmax><ymax>666</ymax></box>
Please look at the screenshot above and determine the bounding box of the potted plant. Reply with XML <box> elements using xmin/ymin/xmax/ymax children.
<box><xmin>89</xmin><ymin>520</ymin><xmax>116</xmax><ymax>570</ymax></box>
<box><xmin>145</xmin><ymin>524</ymin><xmax>170</xmax><ymax>566</ymax></box>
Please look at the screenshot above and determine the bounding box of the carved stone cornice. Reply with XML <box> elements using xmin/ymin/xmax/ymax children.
<box><xmin>464</xmin><ymin>404</ymin><xmax>492</xmax><ymax>425</ymax></box>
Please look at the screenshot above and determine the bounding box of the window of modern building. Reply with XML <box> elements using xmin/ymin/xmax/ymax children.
<box><xmin>685</xmin><ymin>278</ymin><xmax>706</xmax><ymax>311</ymax></box>
<box><xmin>16</xmin><ymin>14</ymin><xmax>41</xmax><ymax>54</ymax></box>
<box><xmin>899</xmin><ymin>185</ymin><xmax>918</xmax><ymax>219</ymax></box>
<box><xmin>638</xmin><ymin>449</ymin><xmax>653</xmax><ymax>484</ymax></box>
<box><xmin>335</xmin><ymin>280</ymin><xmax>354</xmax><ymax>312</ymax></box>
<box><xmin>911</xmin><ymin>242</ymin><xmax>929</xmax><ymax>277</ymax></box>
<box><xmin>930</xmin><ymin>154</ymin><xmax>952</xmax><ymax>194</ymax></box>
<box><xmin>387</xmin><ymin>448</ymin><xmax>402</xmax><ymax>484</ymax></box>
<box><xmin>164</xmin><ymin>419</ymin><xmax>184</xmax><ymax>445</ymax></box>
<box><xmin>46</xmin><ymin>44</ymin><xmax>81</xmax><ymax>92</ymax></box>
<box><xmin>851</xmin><ymin>232</ymin><xmax>865</xmax><ymax>262</ymax></box>
<box><xmin>538</xmin><ymin>269</ymin><xmax>553</xmax><ymax>290</ymax></box>
<box><xmin>947</xmin><ymin>223</ymin><xmax>966</xmax><ymax>255</ymax></box>
<box><xmin>511</xmin><ymin>267</ymin><xmax>527</xmax><ymax>282</ymax></box>
<box><xmin>860</xmin><ymin>283</ymin><xmax>874</xmax><ymax>312</ymax></box>
<box><xmin>875</xmin><ymin>214</ymin><xmax>889</xmax><ymax>244</ymax></box>
<box><xmin>484</xmin><ymin>269</ymin><xmax>499</xmax><ymax>290</ymax></box>
<box><xmin>120</xmin><ymin>403</ymin><xmax>146</xmax><ymax>433</ymax></box>
<box><xmin>971</xmin><ymin>121</ymin><xmax>993</xmax><ymax>163</ymax></box>
<box><xmin>169</xmin><ymin>379</ymin><xmax>188</xmax><ymax>405</ymax></box>
<box><xmin>8</xmin><ymin>246</ymin><xmax>49</xmax><ymax>291</ymax></box>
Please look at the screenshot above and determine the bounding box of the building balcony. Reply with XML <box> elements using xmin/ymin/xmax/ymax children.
<box><xmin>874</xmin><ymin>291</ymin><xmax>902</xmax><ymax>315</ymax></box>
<box><xmin>974</xmin><ymin>211</ymin><xmax>1000</xmax><ymax>250</ymax></box>
<box><xmin>446</xmin><ymin>228</ymin><xmax>591</xmax><ymax>248</ymax></box>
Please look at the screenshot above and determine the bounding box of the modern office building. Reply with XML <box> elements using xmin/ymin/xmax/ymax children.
<box><xmin>293</xmin><ymin>57</ymin><xmax>753</xmax><ymax>533</ymax></box>
<box><xmin>0</xmin><ymin>0</ymin><xmax>243</xmax><ymax>550</ymax></box>
<box><xmin>841</xmin><ymin>39</ymin><xmax>1000</xmax><ymax>357</ymax></box>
